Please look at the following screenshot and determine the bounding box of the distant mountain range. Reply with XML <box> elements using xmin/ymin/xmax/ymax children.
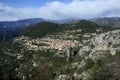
<box><xmin>1</xmin><ymin>17</ymin><xmax>120</xmax><ymax>32</ymax></box>
<box><xmin>0</xmin><ymin>18</ymin><xmax>45</xmax><ymax>32</ymax></box>
<box><xmin>0</xmin><ymin>17</ymin><xmax>120</xmax><ymax>42</ymax></box>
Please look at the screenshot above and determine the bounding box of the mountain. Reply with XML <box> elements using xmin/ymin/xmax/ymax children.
<box><xmin>2</xmin><ymin>17</ymin><xmax>120</xmax><ymax>42</ymax></box>
<box><xmin>0</xmin><ymin>20</ymin><xmax>119</xmax><ymax>80</ymax></box>
<box><xmin>0</xmin><ymin>18</ymin><xmax>45</xmax><ymax>42</ymax></box>
<box><xmin>91</xmin><ymin>17</ymin><xmax>120</xmax><ymax>27</ymax></box>
<box><xmin>23</xmin><ymin>20</ymin><xmax>113</xmax><ymax>38</ymax></box>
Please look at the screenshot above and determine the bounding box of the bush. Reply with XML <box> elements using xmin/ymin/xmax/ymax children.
<box><xmin>84</xmin><ymin>58</ymin><xmax>94</xmax><ymax>70</ymax></box>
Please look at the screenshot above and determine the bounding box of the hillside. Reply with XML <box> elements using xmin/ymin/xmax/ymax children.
<box><xmin>1</xmin><ymin>17</ymin><xmax>119</xmax><ymax>43</ymax></box>
<box><xmin>0</xmin><ymin>18</ymin><xmax>45</xmax><ymax>42</ymax></box>
<box><xmin>91</xmin><ymin>17</ymin><xmax>120</xmax><ymax>27</ymax></box>
<box><xmin>0</xmin><ymin>20</ymin><xmax>120</xmax><ymax>80</ymax></box>
<box><xmin>23</xmin><ymin>20</ymin><xmax>113</xmax><ymax>38</ymax></box>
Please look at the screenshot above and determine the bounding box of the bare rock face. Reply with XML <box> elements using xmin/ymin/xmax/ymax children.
<box><xmin>79</xmin><ymin>30</ymin><xmax>120</xmax><ymax>61</ymax></box>
<box><xmin>56</xmin><ymin>75</ymin><xmax>70</xmax><ymax>80</ymax></box>
<box><xmin>74</xmin><ymin>30</ymin><xmax>120</xmax><ymax>79</ymax></box>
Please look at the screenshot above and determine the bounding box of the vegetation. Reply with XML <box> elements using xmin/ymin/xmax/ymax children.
<box><xmin>84</xmin><ymin>58</ymin><xmax>95</xmax><ymax>70</ymax></box>
<box><xmin>0</xmin><ymin>40</ymin><xmax>67</xmax><ymax>80</ymax></box>
<box><xmin>0</xmin><ymin>20</ymin><xmax>119</xmax><ymax>80</ymax></box>
<box><xmin>23</xmin><ymin>20</ymin><xmax>114</xmax><ymax>38</ymax></box>
<box><xmin>23</xmin><ymin>22</ymin><xmax>60</xmax><ymax>38</ymax></box>
<box><xmin>90</xmin><ymin>52</ymin><xmax>120</xmax><ymax>80</ymax></box>
<box><xmin>0</xmin><ymin>30</ymin><xmax>21</xmax><ymax>43</ymax></box>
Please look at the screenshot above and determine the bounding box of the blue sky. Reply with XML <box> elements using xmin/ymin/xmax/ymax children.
<box><xmin>0</xmin><ymin>0</ymin><xmax>68</xmax><ymax>8</ymax></box>
<box><xmin>0</xmin><ymin>0</ymin><xmax>120</xmax><ymax>21</ymax></box>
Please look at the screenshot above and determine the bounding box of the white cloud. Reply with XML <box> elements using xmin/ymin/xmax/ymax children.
<box><xmin>0</xmin><ymin>0</ymin><xmax>120</xmax><ymax>21</ymax></box>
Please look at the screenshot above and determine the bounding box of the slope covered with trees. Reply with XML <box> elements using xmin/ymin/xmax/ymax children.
<box><xmin>23</xmin><ymin>20</ymin><xmax>113</xmax><ymax>38</ymax></box>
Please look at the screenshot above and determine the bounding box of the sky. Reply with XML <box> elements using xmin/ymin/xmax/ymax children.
<box><xmin>0</xmin><ymin>0</ymin><xmax>120</xmax><ymax>21</ymax></box>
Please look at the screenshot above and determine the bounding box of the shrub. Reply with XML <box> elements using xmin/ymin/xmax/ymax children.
<box><xmin>84</xmin><ymin>58</ymin><xmax>94</xmax><ymax>70</ymax></box>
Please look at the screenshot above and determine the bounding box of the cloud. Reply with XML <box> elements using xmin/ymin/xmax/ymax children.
<box><xmin>0</xmin><ymin>0</ymin><xmax>120</xmax><ymax>21</ymax></box>
<box><xmin>39</xmin><ymin>0</ymin><xmax>120</xmax><ymax>19</ymax></box>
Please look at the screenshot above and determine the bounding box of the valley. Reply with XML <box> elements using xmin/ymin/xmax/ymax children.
<box><xmin>0</xmin><ymin>19</ymin><xmax>120</xmax><ymax>80</ymax></box>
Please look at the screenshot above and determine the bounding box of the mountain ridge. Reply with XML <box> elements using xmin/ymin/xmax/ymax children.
<box><xmin>1</xmin><ymin>17</ymin><xmax>120</xmax><ymax>43</ymax></box>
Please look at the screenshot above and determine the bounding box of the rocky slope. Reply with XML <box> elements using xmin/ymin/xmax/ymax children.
<box><xmin>0</xmin><ymin>20</ymin><xmax>120</xmax><ymax>80</ymax></box>
<box><xmin>91</xmin><ymin>17</ymin><xmax>120</xmax><ymax>28</ymax></box>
